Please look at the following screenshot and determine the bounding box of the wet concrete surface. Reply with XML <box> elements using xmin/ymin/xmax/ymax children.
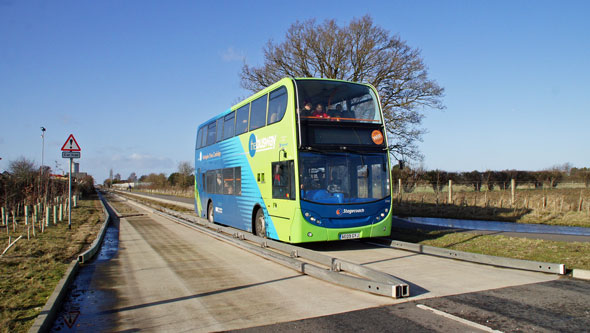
<box><xmin>50</xmin><ymin>203</ymin><xmax>120</xmax><ymax>332</ymax></box>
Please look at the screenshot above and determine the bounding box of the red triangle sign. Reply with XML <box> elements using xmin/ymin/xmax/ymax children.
<box><xmin>61</xmin><ymin>134</ymin><xmax>81</xmax><ymax>151</ymax></box>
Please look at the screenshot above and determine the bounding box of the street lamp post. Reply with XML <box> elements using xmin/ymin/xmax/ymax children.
<box><xmin>40</xmin><ymin>127</ymin><xmax>46</xmax><ymax>174</ymax></box>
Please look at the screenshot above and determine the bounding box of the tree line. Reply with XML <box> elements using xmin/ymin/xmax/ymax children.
<box><xmin>0</xmin><ymin>157</ymin><xmax>94</xmax><ymax>210</ymax></box>
<box><xmin>103</xmin><ymin>161</ymin><xmax>195</xmax><ymax>189</ymax></box>
<box><xmin>392</xmin><ymin>163</ymin><xmax>590</xmax><ymax>193</ymax></box>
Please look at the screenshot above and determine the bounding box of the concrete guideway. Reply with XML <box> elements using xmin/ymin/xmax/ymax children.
<box><xmin>104</xmin><ymin>191</ymin><xmax>588</xmax><ymax>332</ymax></box>
<box><xmin>122</xmin><ymin>190</ymin><xmax>194</xmax><ymax>210</ymax></box>
<box><xmin>313</xmin><ymin>241</ymin><xmax>558</xmax><ymax>301</ymax></box>
<box><xmin>94</xmin><ymin>195</ymin><xmax>402</xmax><ymax>331</ymax></box>
<box><xmin>119</xmin><ymin>190</ymin><xmax>560</xmax><ymax>299</ymax></box>
<box><xmin>145</xmin><ymin>204</ymin><xmax>410</xmax><ymax>299</ymax></box>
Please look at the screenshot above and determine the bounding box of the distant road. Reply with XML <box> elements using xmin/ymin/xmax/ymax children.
<box><xmin>132</xmin><ymin>191</ymin><xmax>194</xmax><ymax>204</ymax></box>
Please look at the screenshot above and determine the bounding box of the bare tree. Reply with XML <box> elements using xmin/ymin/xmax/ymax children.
<box><xmin>241</xmin><ymin>15</ymin><xmax>444</xmax><ymax>162</ymax></box>
<box><xmin>9</xmin><ymin>157</ymin><xmax>36</xmax><ymax>178</ymax></box>
<box><xmin>128</xmin><ymin>172</ymin><xmax>137</xmax><ymax>183</ymax></box>
<box><xmin>178</xmin><ymin>161</ymin><xmax>195</xmax><ymax>188</ymax></box>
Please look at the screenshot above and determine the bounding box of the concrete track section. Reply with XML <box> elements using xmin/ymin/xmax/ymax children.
<box><xmin>64</xmin><ymin>196</ymin><xmax>401</xmax><ymax>331</ymax></box>
<box><xmin>236</xmin><ymin>278</ymin><xmax>590</xmax><ymax>332</ymax></box>
<box><xmin>118</xmin><ymin>190</ymin><xmax>559</xmax><ymax>298</ymax></box>
<box><xmin>305</xmin><ymin>241</ymin><xmax>558</xmax><ymax>300</ymax></box>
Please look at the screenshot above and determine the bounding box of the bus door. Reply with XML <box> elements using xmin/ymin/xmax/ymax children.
<box><xmin>269</xmin><ymin>160</ymin><xmax>296</xmax><ymax>224</ymax></box>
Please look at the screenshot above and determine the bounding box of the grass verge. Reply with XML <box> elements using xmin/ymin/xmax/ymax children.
<box><xmin>0</xmin><ymin>193</ymin><xmax>105</xmax><ymax>333</ymax></box>
<box><xmin>391</xmin><ymin>227</ymin><xmax>590</xmax><ymax>271</ymax></box>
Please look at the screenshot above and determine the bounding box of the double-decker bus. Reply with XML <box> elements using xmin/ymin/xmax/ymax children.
<box><xmin>195</xmin><ymin>78</ymin><xmax>392</xmax><ymax>243</ymax></box>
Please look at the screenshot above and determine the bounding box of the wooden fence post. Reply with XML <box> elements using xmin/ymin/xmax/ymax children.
<box><xmin>511</xmin><ymin>179</ymin><xmax>515</xmax><ymax>205</ymax></box>
<box><xmin>448</xmin><ymin>180</ymin><xmax>453</xmax><ymax>204</ymax></box>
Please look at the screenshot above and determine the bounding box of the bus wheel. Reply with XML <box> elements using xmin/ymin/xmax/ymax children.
<box><xmin>254</xmin><ymin>208</ymin><xmax>266</xmax><ymax>238</ymax></box>
<box><xmin>207</xmin><ymin>202</ymin><xmax>214</xmax><ymax>223</ymax></box>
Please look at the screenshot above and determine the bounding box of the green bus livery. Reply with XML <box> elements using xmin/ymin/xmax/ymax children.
<box><xmin>195</xmin><ymin>78</ymin><xmax>392</xmax><ymax>243</ymax></box>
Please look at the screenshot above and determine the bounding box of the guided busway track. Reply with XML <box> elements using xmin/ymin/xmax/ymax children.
<box><xmin>107</xmin><ymin>192</ymin><xmax>410</xmax><ymax>298</ymax></box>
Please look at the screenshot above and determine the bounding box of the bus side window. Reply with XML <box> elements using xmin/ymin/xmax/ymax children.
<box><xmin>268</xmin><ymin>86</ymin><xmax>287</xmax><ymax>125</ymax></box>
<box><xmin>223</xmin><ymin>112</ymin><xmax>235</xmax><ymax>140</ymax></box>
<box><xmin>206</xmin><ymin>170</ymin><xmax>215</xmax><ymax>194</ymax></box>
<box><xmin>216</xmin><ymin>118</ymin><xmax>224</xmax><ymax>142</ymax></box>
<box><xmin>234</xmin><ymin>167</ymin><xmax>241</xmax><ymax>195</ymax></box>
<box><xmin>196</xmin><ymin>128</ymin><xmax>203</xmax><ymax>149</ymax></box>
<box><xmin>236</xmin><ymin>104</ymin><xmax>249</xmax><ymax>135</ymax></box>
<box><xmin>206</xmin><ymin>122</ymin><xmax>216</xmax><ymax>146</ymax></box>
<box><xmin>200</xmin><ymin>126</ymin><xmax>207</xmax><ymax>147</ymax></box>
<box><xmin>223</xmin><ymin>168</ymin><xmax>234</xmax><ymax>195</ymax></box>
<box><xmin>215</xmin><ymin>170</ymin><xmax>223</xmax><ymax>194</ymax></box>
<box><xmin>249</xmin><ymin>94</ymin><xmax>268</xmax><ymax>131</ymax></box>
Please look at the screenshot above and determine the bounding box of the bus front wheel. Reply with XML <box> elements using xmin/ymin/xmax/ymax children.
<box><xmin>207</xmin><ymin>202</ymin><xmax>214</xmax><ymax>223</ymax></box>
<box><xmin>254</xmin><ymin>208</ymin><xmax>266</xmax><ymax>238</ymax></box>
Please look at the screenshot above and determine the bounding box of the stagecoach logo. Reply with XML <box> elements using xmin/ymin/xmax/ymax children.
<box><xmin>336</xmin><ymin>208</ymin><xmax>365</xmax><ymax>215</ymax></box>
<box><xmin>248</xmin><ymin>134</ymin><xmax>277</xmax><ymax>157</ymax></box>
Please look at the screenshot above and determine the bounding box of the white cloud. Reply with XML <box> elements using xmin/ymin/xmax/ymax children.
<box><xmin>221</xmin><ymin>47</ymin><xmax>245</xmax><ymax>62</ymax></box>
<box><xmin>85</xmin><ymin>152</ymin><xmax>176</xmax><ymax>182</ymax></box>
<box><xmin>110</xmin><ymin>153</ymin><xmax>175</xmax><ymax>170</ymax></box>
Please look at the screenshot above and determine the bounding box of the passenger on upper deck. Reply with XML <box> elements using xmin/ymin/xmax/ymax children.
<box><xmin>298</xmin><ymin>102</ymin><xmax>313</xmax><ymax>117</ymax></box>
<box><xmin>329</xmin><ymin>104</ymin><xmax>344</xmax><ymax>120</ymax></box>
<box><xmin>311</xmin><ymin>104</ymin><xmax>329</xmax><ymax>118</ymax></box>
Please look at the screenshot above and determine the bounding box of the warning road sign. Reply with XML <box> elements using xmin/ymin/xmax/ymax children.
<box><xmin>61</xmin><ymin>134</ymin><xmax>81</xmax><ymax>151</ymax></box>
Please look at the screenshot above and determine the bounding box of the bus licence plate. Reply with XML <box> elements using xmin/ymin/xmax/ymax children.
<box><xmin>340</xmin><ymin>233</ymin><xmax>360</xmax><ymax>240</ymax></box>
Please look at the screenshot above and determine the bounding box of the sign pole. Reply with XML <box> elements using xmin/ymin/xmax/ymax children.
<box><xmin>60</xmin><ymin>133</ymin><xmax>81</xmax><ymax>231</ymax></box>
<box><xmin>68</xmin><ymin>157</ymin><xmax>72</xmax><ymax>229</ymax></box>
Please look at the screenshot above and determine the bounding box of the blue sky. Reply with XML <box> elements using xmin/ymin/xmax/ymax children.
<box><xmin>1</xmin><ymin>1</ymin><xmax>589</xmax><ymax>182</ymax></box>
